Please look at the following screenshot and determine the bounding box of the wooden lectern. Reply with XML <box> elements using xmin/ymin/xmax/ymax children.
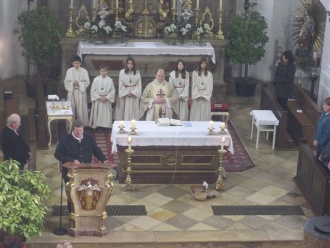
<box><xmin>63</xmin><ymin>162</ymin><xmax>114</xmax><ymax>237</ymax></box>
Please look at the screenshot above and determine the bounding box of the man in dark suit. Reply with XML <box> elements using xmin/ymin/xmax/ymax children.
<box><xmin>0</xmin><ymin>113</ymin><xmax>31</xmax><ymax>171</ymax></box>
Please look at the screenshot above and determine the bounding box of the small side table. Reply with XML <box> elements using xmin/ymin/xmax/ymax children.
<box><xmin>250</xmin><ymin>110</ymin><xmax>279</xmax><ymax>149</ymax></box>
<box><xmin>46</xmin><ymin>101</ymin><xmax>73</xmax><ymax>148</ymax></box>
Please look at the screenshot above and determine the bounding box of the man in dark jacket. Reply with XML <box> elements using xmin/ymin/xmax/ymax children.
<box><xmin>1</xmin><ymin>113</ymin><xmax>31</xmax><ymax>171</ymax></box>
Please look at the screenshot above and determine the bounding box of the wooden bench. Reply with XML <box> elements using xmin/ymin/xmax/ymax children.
<box><xmin>287</xmin><ymin>84</ymin><xmax>321</xmax><ymax>148</ymax></box>
<box><xmin>260</xmin><ymin>84</ymin><xmax>294</xmax><ymax>149</ymax></box>
<box><xmin>294</xmin><ymin>139</ymin><xmax>330</xmax><ymax>216</ymax></box>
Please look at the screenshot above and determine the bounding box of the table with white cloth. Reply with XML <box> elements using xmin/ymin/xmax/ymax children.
<box><xmin>111</xmin><ymin>121</ymin><xmax>233</xmax><ymax>184</ymax></box>
<box><xmin>46</xmin><ymin>101</ymin><xmax>73</xmax><ymax>148</ymax></box>
<box><xmin>250</xmin><ymin>110</ymin><xmax>279</xmax><ymax>149</ymax></box>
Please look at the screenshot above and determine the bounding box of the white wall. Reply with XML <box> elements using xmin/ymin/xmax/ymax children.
<box><xmin>0</xmin><ymin>0</ymin><xmax>36</xmax><ymax>80</ymax></box>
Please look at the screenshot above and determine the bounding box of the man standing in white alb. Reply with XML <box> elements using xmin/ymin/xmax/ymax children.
<box><xmin>139</xmin><ymin>68</ymin><xmax>179</xmax><ymax>121</ymax></box>
<box><xmin>64</xmin><ymin>55</ymin><xmax>90</xmax><ymax>126</ymax></box>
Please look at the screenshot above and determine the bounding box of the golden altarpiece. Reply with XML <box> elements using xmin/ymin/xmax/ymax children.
<box><xmin>57</xmin><ymin>0</ymin><xmax>236</xmax><ymax>93</ymax></box>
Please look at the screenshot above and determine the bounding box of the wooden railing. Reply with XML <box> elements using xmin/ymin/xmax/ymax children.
<box><xmin>35</xmin><ymin>76</ymin><xmax>48</xmax><ymax>149</ymax></box>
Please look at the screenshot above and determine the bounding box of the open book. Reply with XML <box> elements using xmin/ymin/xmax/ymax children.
<box><xmin>156</xmin><ymin>118</ymin><xmax>183</xmax><ymax>126</ymax></box>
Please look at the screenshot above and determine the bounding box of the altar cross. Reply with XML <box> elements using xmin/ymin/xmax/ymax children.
<box><xmin>156</xmin><ymin>89</ymin><xmax>166</xmax><ymax>98</ymax></box>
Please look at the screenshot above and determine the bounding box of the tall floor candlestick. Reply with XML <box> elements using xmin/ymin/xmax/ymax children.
<box><xmin>123</xmin><ymin>147</ymin><xmax>134</xmax><ymax>191</ymax></box>
<box><xmin>215</xmin><ymin>147</ymin><xmax>226</xmax><ymax>191</ymax></box>
<box><xmin>216</xmin><ymin>10</ymin><xmax>224</xmax><ymax>40</ymax></box>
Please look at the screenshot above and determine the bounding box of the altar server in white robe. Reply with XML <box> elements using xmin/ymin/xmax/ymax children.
<box><xmin>64</xmin><ymin>55</ymin><xmax>90</xmax><ymax>126</ymax></box>
<box><xmin>169</xmin><ymin>59</ymin><xmax>189</xmax><ymax>121</ymax></box>
<box><xmin>89</xmin><ymin>66</ymin><xmax>116</xmax><ymax>129</ymax></box>
<box><xmin>190</xmin><ymin>56</ymin><xmax>213</xmax><ymax>121</ymax></box>
<box><xmin>139</xmin><ymin>69</ymin><xmax>179</xmax><ymax>121</ymax></box>
<box><xmin>115</xmin><ymin>56</ymin><xmax>142</xmax><ymax>120</ymax></box>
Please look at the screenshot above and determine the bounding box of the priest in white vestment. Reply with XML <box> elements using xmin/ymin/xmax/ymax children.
<box><xmin>89</xmin><ymin>67</ymin><xmax>116</xmax><ymax>129</ymax></box>
<box><xmin>115</xmin><ymin>56</ymin><xmax>142</xmax><ymax>121</ymax></box>
<box><xmin>139</xmin><ymin>69</ymin><xmax>179</xmax><ymax>121</ymax></box>
<box><xmin>190</xmin><ymin>57</ymin><xmax>213</xmax><ymax>121</ymax></box>
<box><xmin>64</xmin><ymin>55</ymin><xmax>90</xmax><ymax>126</ymax></box>
<box><xmin>169</xmin><ymin>59</ymin><xmax>189</xmax><ymax>121</ymax></box>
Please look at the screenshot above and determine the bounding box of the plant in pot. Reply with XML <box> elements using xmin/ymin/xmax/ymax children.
<box><xmin>226</xmin><ymin>1</ymin><xmax>269</xmax><ymax>97</ymax></box>
<box><xmin>0</xmin><ymin>160</ymin><xmax>52</xmax><ymax>245</ymax></box>
<box><xmin>14</xmin><ymin>4</ymin><xmax>65</xmax><ymax>98</ymax></box>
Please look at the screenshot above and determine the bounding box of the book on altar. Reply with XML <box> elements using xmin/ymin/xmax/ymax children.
<box><xmin>156</xmin><ymin>118</ymin><xmax>183</xmax><ymax>126</ymax></box>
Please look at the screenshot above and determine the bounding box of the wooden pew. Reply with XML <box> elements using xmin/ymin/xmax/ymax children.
<box><xmin>287</xmin><ymin>84</ymin><xmax>321</xmax><ymax>148</ymax></box>
<box><xmin>259</xmin><ymin>84</ymin><xmax>294</xmax><ymax>149</ymax></box>
<box><xmin>294</xmin><ymin>139</ymin><xmax>330</xmax><ymax>216</ymax></box>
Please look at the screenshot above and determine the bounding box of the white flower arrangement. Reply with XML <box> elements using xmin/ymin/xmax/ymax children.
<box><xmin>84</xmin><ymin>5</ymin><xmax>112</xmax><ymax>38</ymax></box>
<box><xmin>196</xmin><ymin>23</ymin><xmax>210</xmax><ymax>38</ymax></box>
<box><xmin>115</xmin><ymin>21</ymin><xmax>128</xmax><ymax>33</ymax></box>
<box><xmin>164</xmin><ymin>23</ymin><xmax>177</xmax><ymax>36</ymax></box>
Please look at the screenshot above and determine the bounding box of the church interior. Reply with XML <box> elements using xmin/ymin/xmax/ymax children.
<box><xmin>1</xmin><ymin>0</ymin><xmax>330</xmax><ymax>247</ymax></box>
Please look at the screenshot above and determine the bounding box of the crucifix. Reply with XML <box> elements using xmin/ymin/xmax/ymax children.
<box><xmin>156</xmin><ymin>89</ymin><xmax>166</xmax><ymax>98</ymax></box>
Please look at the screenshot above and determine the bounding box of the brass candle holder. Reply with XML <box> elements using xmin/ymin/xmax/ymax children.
<box><xmin>115</xmin><ymin>7</ymin><xmax>119</xmax><ymax>21</ymax></box>
<box><xmin>208</xmin><ymin>127</ymin><xmax>215</xmax><ymax>135</ymax></box>
<box><xmin>172</xmin><ymin>8</ymin><xmax>177</xmax><ymax>22</ymax></box>
<box><xmin>195</xmin><ymin>8</ymin><xmax>200</xmax><ymax>27</ymax></box>
<box><xmin>66</xmin><ymin>7</ymin><xmax>75</xmax><ymax>38</ymax></box>
<box><xmin>219</xmin><ymin>124</ymin><xmax>227</xmax><ymax>134</ymax></box>
<box><xmin>123</xmin><ymin>148</ymin><xmax>134</xmax><ymax>191</ymax></box>
<box><xmin>130</xmin><ymin>127</ymin><xmax>137</xmax><ymax>135</ymax></box>
<box><xmin>215</xmin><ymin>148</ymin><xmax>226</xmax><ymax>191</ymax></box>
<box><xmin>118</xmin><ymin>124</ymin><xmax>126</xmax><ymax>134</ymax></box>
<box><xmin>217</xmin><ymin>10</ymin><xmax>224</xmax><ymax>40</ymax></box>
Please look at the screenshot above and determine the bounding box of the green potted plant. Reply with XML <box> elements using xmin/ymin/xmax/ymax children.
<box><xmin>14</xmin><ymin>5</ymin><xmax>65</xmax><ymax>97</ymax></box>
<box><xmin>226</xmin><ymin>7</ymin><xmax>269</xmax><ymax>97</ymax></box>
<box><xmin>0</xmin><ymin>160</ymin><xmax>52</xmax><ymax>243</ymax></box>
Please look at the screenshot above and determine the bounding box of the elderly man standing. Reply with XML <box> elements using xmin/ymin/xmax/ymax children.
<box><xmin>139</xmin><ymin>68</ymin><xmax>179</xmax><ymax>121</ymax></box>
<box><xmin>0</xmin><ymin>113</ymin><xmax>31</xmax><ymax>170</ymax></box>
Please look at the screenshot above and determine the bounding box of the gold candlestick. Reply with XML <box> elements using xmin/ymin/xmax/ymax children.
<box><xmin>219</xmin><ymin>124</ymin><xmax>227</xmax><ymax>134</ymax></box>
<box><xmin>217</xmin><ymin>10</ymin><xmax>224</xmax><ymax>40</ymax></box>
<box><xmin>130</xmin><ymin>127</ymin><xmax>137</xmax><ymax>135</ymax></box>
<box><xmin>195</xmin><ymin>8</ymin><xmax>199</xmax><ymax>27</ymax></box>
<box><xmin>123</xmin><ymin>148</ymin><xmax>134</xmax><ymax>191</ymax></box>
<box><xmin>208</xmin><ymin>127</ymin><xmax>215</xmax><ymax>135</ymax></box>
<box><xmin>118</xmin><ymin>124</ymin><xmax>126</xmax><ymax>134</ymax></box>
<box><xmin>172</xmin><ymin>8</ymin><xmax>177</xmax><ymax>22</ymax></box>
<box><xmin>66</xmin><ymin>7</ymin><xmax>75</xmax><ymax>37</ymax></box>
<box><xmin>115</xmin><ymin>7</ymin><xmax>119</xmax><ymax>21</ymax></box>
<box><xmin>92</xmin><ymin>6</ymin><xmax>97</xmax><ymax>22</ymax></box>
<box><xmin>215</xmin><ymin>148</ymin><xmax>226</xmax><ymax>191</ymax></box>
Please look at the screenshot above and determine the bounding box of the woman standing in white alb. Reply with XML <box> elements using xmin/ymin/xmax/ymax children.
<box><xmin>64</xmin><ymin>55</ymin><xmax>90</xmax><ymax>126</ymax></box>
<box><xmin>89</xmin><ymin>66</ymin><xmax>116</xmax><ymax>130</ymax></box>
<box><xmin>115</xmin><ymin>56</ymin><xmax>142</xmax><ymax>120</ymax></box>
<box><xmin>189</xmin><ymin>56</ymin><xmax>213</xmax><ymax>121</ymax></box>
<box><xmin>169</xmin><ymin>59</ymin><xmax>189</xmax><ymax>121</ymax></box>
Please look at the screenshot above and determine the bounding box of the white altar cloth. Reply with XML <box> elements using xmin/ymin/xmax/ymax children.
<box><xmin>77</xmin><ymin>41</ymin><xmax>216</xmax><ymax>63</ymax></box>
<box><xmin>111</xmin><ymin>121</ymin><xmax>233</xmax><ymax>154</ymax></box>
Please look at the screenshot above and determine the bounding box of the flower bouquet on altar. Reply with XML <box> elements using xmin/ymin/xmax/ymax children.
<box><xmin>194</xmin><ymin>22</ymin><xmax>211</xmax><ymax>46</ymax></box>
<box><xmin>177</xmin><ymin>8</ymin><xmax>193</xmax><ymax>45</ymax></box>
<box><xmin>164</xmin><ymin>23</ymin><xmax>178</xmax><ymax>45</ymax></box>
<box><xmin>83</xmin><ymin>5</ymin><xmax>112</xmax><ymax>44</ymax></box>
<box><xmin>114</xmin><ymin>20</ymin><xmax>128</xmax><ymax>43</ymax></box>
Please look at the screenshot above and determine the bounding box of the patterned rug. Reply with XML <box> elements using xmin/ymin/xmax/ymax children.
<box><xmin>58</xmin><ymin>121</ymin><xmax>254</xmax><ymax>172</ymax></box>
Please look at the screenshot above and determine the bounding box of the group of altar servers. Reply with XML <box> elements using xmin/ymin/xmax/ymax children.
<box><xmin>64</xmin><ymin>55</ymin><xmax>213</xmax><ymax>130</ymax></box>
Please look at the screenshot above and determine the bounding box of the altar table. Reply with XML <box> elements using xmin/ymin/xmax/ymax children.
<box><xmin>77</xmin><ymin>41</ymin><xmax>216</xmax><ymax>63</ymax></box>
<box><xmin>46</xmin><ymin>101</ymin><xmax>73</xmax><ymax>147</ymax></box>
<box><xmin>111</xmin><ymin>121</ymin><xmax>233</xmax><ymax>184</ymax></box>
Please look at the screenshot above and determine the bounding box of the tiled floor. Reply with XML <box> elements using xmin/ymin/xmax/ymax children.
<box><xmin>3</xmin><ymin>77</ymin><xmax>313</xmax><ymax>247</ymax></box>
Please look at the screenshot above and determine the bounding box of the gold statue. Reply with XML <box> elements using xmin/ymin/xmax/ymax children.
<box><xmin>125</xmin><ymin>0</ymin><xmax>134</xmax><ymax>20</ymax></box>
<box><xmin>158</xmin><ymin>0</ymin><xmax>169</xmax><ymax>21</ymax></box>
<box><xmin>295</xmin><ymin>4</ymin><xmax>315</xmax><ymax>51</ymax></box>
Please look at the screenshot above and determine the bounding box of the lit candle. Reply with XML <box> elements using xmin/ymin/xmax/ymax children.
<box><xmin>131</xmin><ymin>119</ymin><xmax>136</xmax><ymax>128</ymax></box>
<box><xmin>209</xmin><ymin>121</ymin><xmax>214</xmax><ymax>129</ymax></box>
<box><xmin>119</xmin><ymin>121</ymin><xmax>124</xmax><ymax>128</ymax></box>
<box><xmin>128</xmin><ymin>136</ymin><xmax>132</xmax><ymax>150</ymax></box>
<box><xmin>278</xmin><ymin>38</ymin><xmax>282</xmax><ymax>48</ymax></box>
<box><xmin>116</xmin><ymin>0</ymin><xmax>119</xmax><ymax>7</ymax></box>
<box><xmin>70</xmin><ymin>0</ymin><xmax>73</xmax><ymax>7</ymax></box>
<box><xmin>221</xmin><ymin>137</ymin><xmax>225</xmax><ymax>150</ymax></box>
<box><xmin>93</xmin><ymin>0</ymin><xmax>96</xmax><ymax>8</ymax></box>
<box><xmin>196</xmin><ymin>0</ymin><xmax>199</xmax><ymax>9</ymax></box>
<box><xmin>219</xmin><ymin>0</ymin><xmax>222</xmax><ymax>11</ymax></box>
<box><xmin>173</xmin><ymin>0</ymin><xmax>176</xmax><ymax>8</ymax></box>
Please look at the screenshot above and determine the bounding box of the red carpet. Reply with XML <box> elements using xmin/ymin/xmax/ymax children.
<box><xmin>58</xmin><ymin>121</ymin><xmax>254</xmax><ymax>172</ymax></box>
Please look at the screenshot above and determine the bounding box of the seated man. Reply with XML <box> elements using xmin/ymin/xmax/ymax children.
<box><xmin>139</xmin><ymin>68</ymin><xmax>179</xmax><ymax>121</ymax></box>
